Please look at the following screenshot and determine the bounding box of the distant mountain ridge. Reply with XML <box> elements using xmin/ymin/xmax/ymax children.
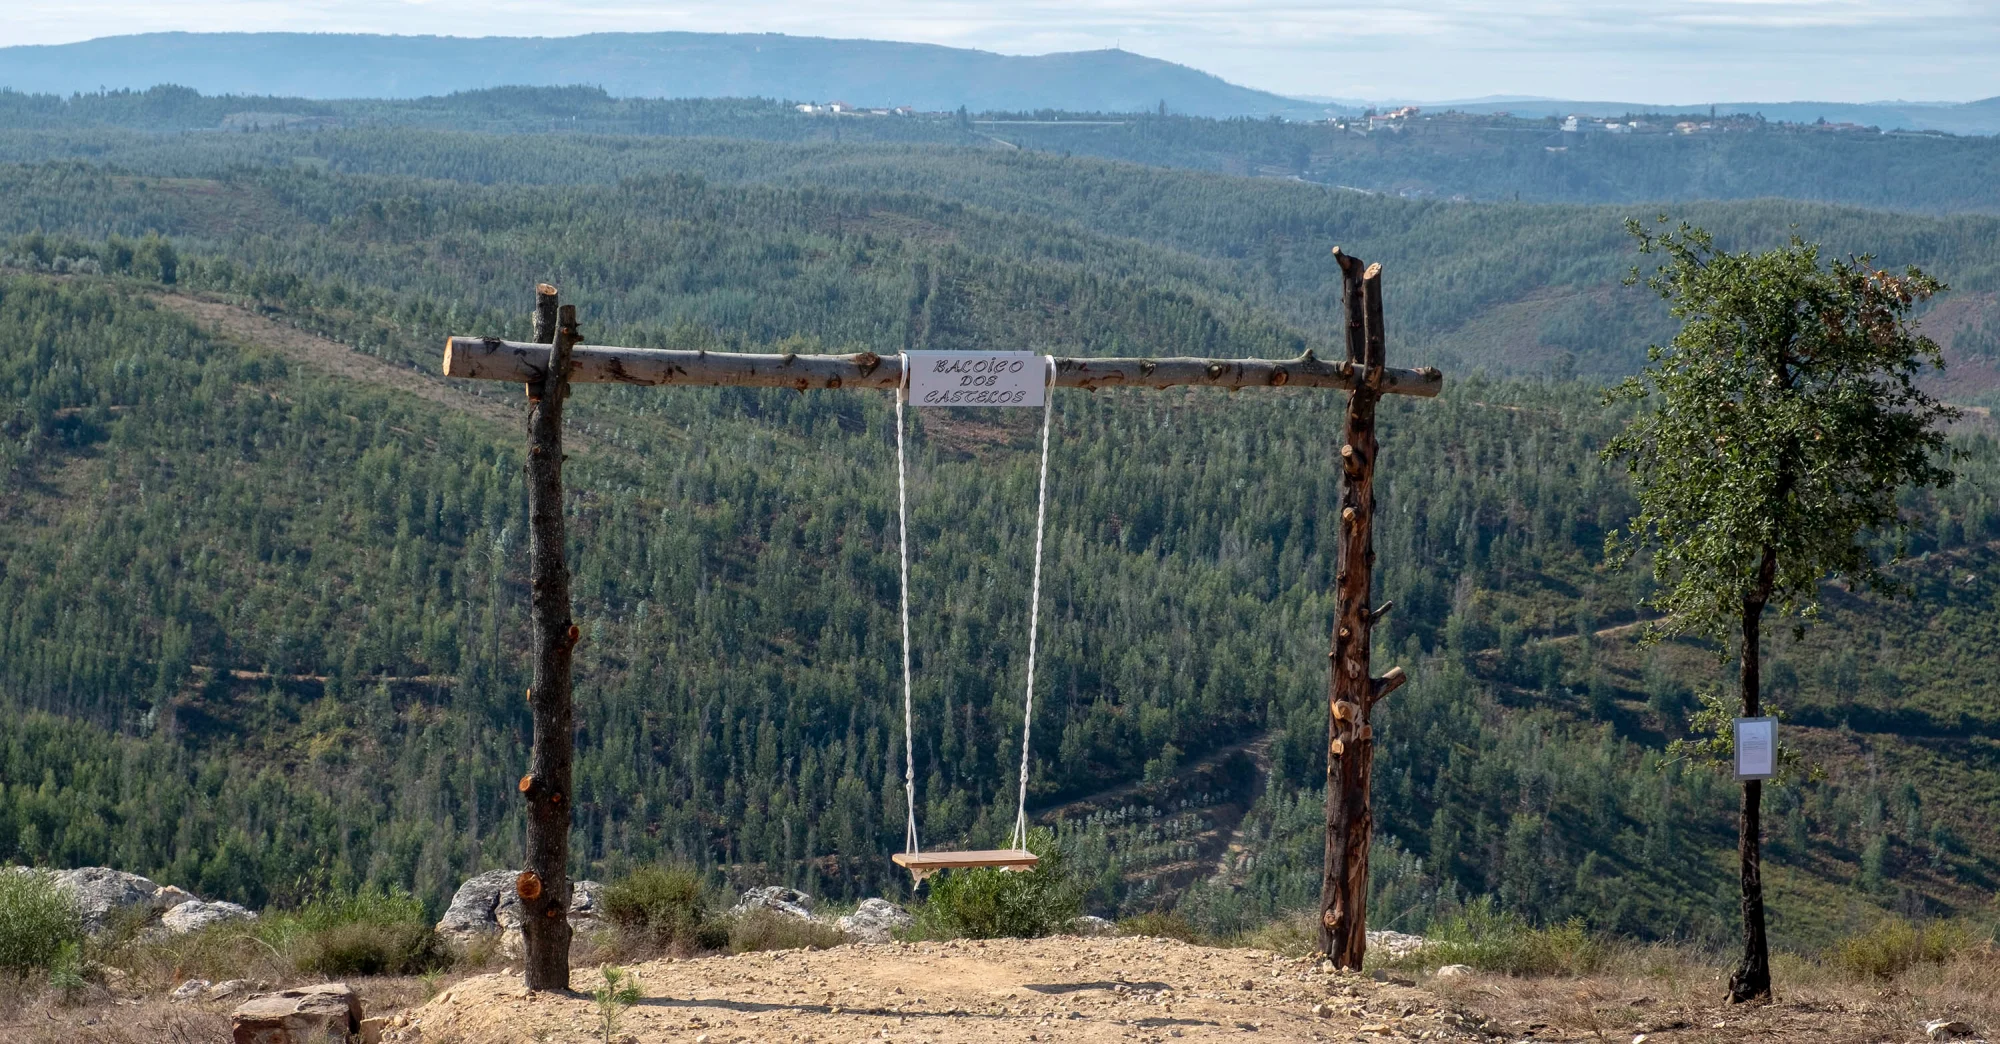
<box><xmin>0</xmin><ymin>31</ymin><xmax>1322</xmax><ymax>118</ymax></box>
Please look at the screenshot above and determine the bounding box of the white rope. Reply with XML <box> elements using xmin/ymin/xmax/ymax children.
<box><xmin>895</xmin><ymin>380</ymin><xmax>920</xmax><ymax>855</ymax></box>
<box><xmin>1012</xmin><ymin>357</ymin><xmax>1057</xmax><ymax>852</ymax></box>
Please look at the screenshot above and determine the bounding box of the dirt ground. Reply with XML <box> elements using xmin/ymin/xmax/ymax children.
<box><xmin>6</xmin><ymin>935</ymin><xmax>1995</xmax><ymax>1043</ymax></box>
<box><xmin>383</xmin><ymin>936</ymin><xmax>1480</xmax><ymax>1044</ymax></box>
<box><xmin>378</xmin><ymin>937</ymin><xmax>2000</xmax><ymax>1044</ymax></box>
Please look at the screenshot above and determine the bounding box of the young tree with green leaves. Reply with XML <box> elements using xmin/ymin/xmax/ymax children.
<box><xmin>1606</xmin><ymin>219</ymin><xmax>1957</xmax><ymax>1003</ymax></box>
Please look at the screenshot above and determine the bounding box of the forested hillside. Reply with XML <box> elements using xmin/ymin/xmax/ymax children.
<box><xmin>2</xmin><ymin>123</ymin><xmax>1997</xmax><ymax>954</ymax></box>
<box><xmin>7</xmin><ymin>85</ymin><xmax>2000</xmax><ymax>213</ymax></box>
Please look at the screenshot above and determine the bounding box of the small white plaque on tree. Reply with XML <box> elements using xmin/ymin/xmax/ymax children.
<box><xmin>1735</xmin><ymin>717</ymin><xmax>1776</xmax><ymax>780</ymax></box>
<box><xmin>904</xmin><ymin>351</ymin><xmax>1048</xmax><ymax>407</ymax></box>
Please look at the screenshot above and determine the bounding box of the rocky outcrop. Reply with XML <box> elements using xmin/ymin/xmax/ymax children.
<box><xmin>5</xmin><ymin>866</ymin><xmax>225</xmax><ymax>935</ymax></box>
<box><xmin>162</xmin><ymin>899</ymin><xmax>258</xmax><ymax>934</ymax></box>
<box><xmin>836</xmin><ymin>898</ymin><xmax>913</xmax><ymax>942</ymax></box>
<box><xmin>230</xmin><ymin>983</ymin><xmax>362</xmax><ymax>1044</ymax></box>
<box><xmin>1365</xmin><ymin>930</ymin><xmax>1428</xmax><ymax>960</ymax></box>
<box><xmin>1072</xmin><ymin>915</ymin><xmax>1118</xmax><ymax>937</ymax></box>
<box><xmin>731</xmin><ymin>886</ymin><xmax>817</xmax><ymax>921</ymax></box>
<box><xmin>435</xmin><ymin>870</ymin><xmax>605</xmax><ymax>952</ymax></box>
<box><xmin>435</xmin><ymin>870</ymin><xmax>519</xmax><ymax>946</ymax></box>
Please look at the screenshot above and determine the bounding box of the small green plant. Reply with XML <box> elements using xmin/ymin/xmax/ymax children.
<box><xmin>911</xmin><ymin>829</ymin><xmax>1085</xmax><ymax>940</ymax></box>
<box><xmin>0</xmin><ymin>869</ymin><xmax>85</xmax><ymax>976</ymax></box>
<box><xmin>602</xmin><ymin>866</ymin><xmax>723</xmax><ymax>953</ymax></box>
<box><xmin>725</xmin><ymin>908</ymin><xmax>847</xmax><ymax>953</ymax></box>
<box><xmin>46</xmin><ymin>940</ymin><xmax>88</xmax><ymax>1002</ymax></box>
<box><xmin>1828</xmin><ymin>917</ymin><xmax>1982</xmax><ymax>980</ymax></box>
<box><xmin>593</xmin><ymin>964</ymin><xmax>643</xmax><ymax>1043</ymax></box>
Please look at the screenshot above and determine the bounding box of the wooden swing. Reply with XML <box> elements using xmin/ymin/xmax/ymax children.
<box><xmin>888</xmin><ymin>354</ymin><xmax>1053</xmax><ymax>883</ymax></box>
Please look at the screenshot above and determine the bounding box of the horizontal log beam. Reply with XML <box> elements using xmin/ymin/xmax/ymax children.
<box><xmin>442</xmin><ymin>337</ymin><xmax>1444</xmax><ymax>398</ymax></box>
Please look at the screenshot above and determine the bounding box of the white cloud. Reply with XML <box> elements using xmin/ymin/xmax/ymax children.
<box><xmin>10</xmin><ymin>0</ymin><xmax>2000</xmax><ymax>101</ymax></box>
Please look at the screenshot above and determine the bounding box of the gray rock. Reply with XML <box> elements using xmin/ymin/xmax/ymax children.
<box><xmin>162</xmin><ymin>900</ymin><xmax>258</xmax><ymax>934</ymax></box>
<box><xmin>208</xmin><ymin>979</ymin><xmax>260</xmax><ymax>1001</ymax></box>
<box><xmin>435</xmin><ymin>870</ymin><xmax>607</xmax><ymax>953</ymax></box>
<box><xmin>569</xmin><ymin>878</ymin><xmax>606</xmax><ymax>931</ymax></box>
<box><xmin>170</xmin><ymin>979</ymin><xmax>212</xmax><ymax>1003</ymax></box>
<box><xmin>836</xmin><ymin>898</ymin><xmax>913</xmax><ymax>943</ymax></box>
<box><xmin>435</xmin><ymin>869</ymin><xmax>521</xmax><ymax>946</ymax></box>
<box><xmin>1434</xmin><ymin>964</ymin><xmax>1474</xmax><ymax>978</ymax></box>
<box><xmin>1365</xmin><ymin>930</ymin><xmax>1428</xmax><ymax>960</ymax></box>
<box><xmin>1071</xmin><ymin>915</ymin><xmax>1117</xmax><ymax>937</ymax></box>
<box><xmin>152</xmin><ymin>885</ymin><xmax>196</xmax><ymax>910</ymax></box>
<box><xmin>731</xmin><ymin>886</ymin><xmax>816</xmax><ymax>921</ymax></box>
<box><xmin>48</xmin><ymin>867</ymin><xmax>163</xmax><ymax>934</ymax></box>
<box><xmin>230</xmin><ymin>982</ymin><xmax>362</xmax><ymax>1044</ymax></box>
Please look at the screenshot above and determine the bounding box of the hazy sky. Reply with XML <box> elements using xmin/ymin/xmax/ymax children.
<box><xmin>13</xmin><ymin>0</ymin><xmax>2000</xmax><ymax>103</ymax></box>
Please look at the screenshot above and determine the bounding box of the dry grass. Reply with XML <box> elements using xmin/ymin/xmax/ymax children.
<box><xmin>1421</xmin><ymin>932</ymin><xmax>2000</xmax><ymax>1043</ymax></box>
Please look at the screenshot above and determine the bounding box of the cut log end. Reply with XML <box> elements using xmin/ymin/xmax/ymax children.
<box><xmin>516</xmin><ymin>871</ymin><xmax>543</xmax><ymax>901</ymax></box>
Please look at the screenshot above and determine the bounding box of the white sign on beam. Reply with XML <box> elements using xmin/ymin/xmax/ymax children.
<box><xmin>904</xmin><ymin>351</ymin><xmax>1049</xmax><ymax>407</ymax></box>
<box><xmin>1735</xmin><ymin>717</ymin><xmax>1776</xmax><ymax>780</ymax></box>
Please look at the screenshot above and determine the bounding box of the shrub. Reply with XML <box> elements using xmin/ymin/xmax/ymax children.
<box><xmin>1390</xmin><ymin>897</ymin><xmax>1604</xmax><ymax>976</ymax></box>
<box><xmin>272</xmin><ymin>890</ymin><xmax>446</xmax><ymax>977</ymax></box>
<box><xmin>1829</xmin><ymin>918</ymin><xmax>1983</xmax><ymax>980</ymax></box>
<box><xmin>725</xmin><ymin>909</ymin><xmax>847</xmax><ymax>953</ymax></box>
<box><xmin>602</xmin><ymin>866</ymin><xmax>725</xmax><ymax>953</ymax></box>
<box><xmin>0</xmin><ymin>869</ymin><xmax>85</xmax><ymax>976</ymax></box>
<box><xmin>911</xmin><ymin>829</ymin><xmax>1085</xmax><ymax>940</ymax></box>
<box><xmin>1118</xmin><ymin>911</ymin><xmax>1208</xmax><ymax>944</ymax></box>
<box><xmin>1237</xmin><ymin>910</ymin><xmax>1319</xmax><ymax>958</ymax></box>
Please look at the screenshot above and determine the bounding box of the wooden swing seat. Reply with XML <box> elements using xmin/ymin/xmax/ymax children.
<box><xmin>893</xmin><ymin>849</ymin><xmax>1039</xmax><ymax>883</ymax></box>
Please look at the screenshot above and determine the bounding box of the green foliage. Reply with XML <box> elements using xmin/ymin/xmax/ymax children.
<box><xmin>1608</xmin><ymin>218</ymin><xmax>1959</xmax><ymax>642</ymax></box>
<box><xmin>592</xmin><ymin>964</ymin><xmax>643</xmax><ymax>1044</ymax></box>
<box><xmin>724</xmin><ymin>909</ymin><xmax>848</xmax><ymax>953</ymax></box>
<box><xmin>45</xmin><ymin>940</ymin><xmax>87</xmax><ymax>1000</ymax></box>
<box><xmin>602</xmin><ymin>867</ymin><xmax>724</xmax><ymax>953</ymax></box>
<box><xmin>1388</xmin><ymin>897</ymin><xmax>1604</xmax><ymax>976</ymax></box>
<box><xmin>911</xmin><ymin>829</ymin><xmax>1084</xmax><ymax>940</ymax></box>
<box><xmin>1663</xmin><ymin>688</ymin><xmax>1819</xmax><ymax>784</ymax></box>
<box><xmin>0</xmin><ymin>869</ymin><xmax>85</xmax><ymax>976</ymax></box>
<box><xmin>267</xmin><ymin>891</ymin><xmax>446</xmax><ymax>977</ymax></box>
<box><xmin>1827</xmin><ymin>917</ymin><xmax>1986</xmax><ymax>979</ymax></box>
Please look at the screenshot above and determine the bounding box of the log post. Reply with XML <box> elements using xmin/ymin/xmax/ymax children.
<box><xmin>1320</xmin><ymin>251</ymin><xmax>1407</xmax><ymax>969</ymax></box>
<box><xmin>519</xmin><ymin>285</ymin><xmax>577</xmax><ymax>991</ymax></box>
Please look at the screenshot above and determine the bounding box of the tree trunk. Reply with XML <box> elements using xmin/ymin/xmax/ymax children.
<box><xmin>1729</xmin><ymin>545</ymin><xmax>1776</xmax><ymax>1004</ymax></box>
<box><xmin>519</xmin><ymin>286</ymin><xmax>577</xmax><ymax>991</ymax></box>
<box><xmin>1319</xmin><ymin>253</ymin><xmax>1407</xmax><ymax>968</ymax></box>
